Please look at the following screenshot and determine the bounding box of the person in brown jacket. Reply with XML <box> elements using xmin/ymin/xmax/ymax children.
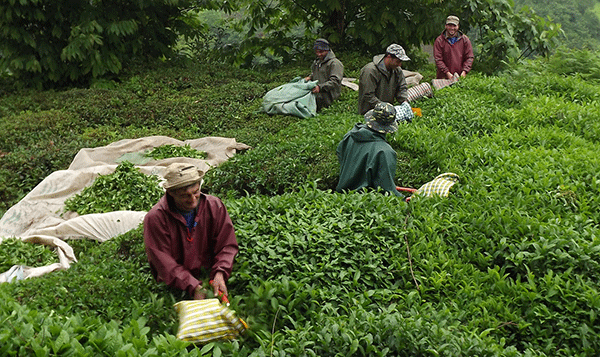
<box><xmin>433</xmin><ymin>15</ymin><xmax>474</xmax><ymax>79</ymax></box>
<box><xmin>143</xmin><ymin>163</ymin><xmax>238</xmax><ymax>301</ymax></box>
<box><xmin>357</xmin><ymin>44</ymin><xmax>410</xmax><ymax>115</ymax></box>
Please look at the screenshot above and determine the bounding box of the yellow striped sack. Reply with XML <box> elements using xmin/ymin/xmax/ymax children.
<box><xmin>415</xmin><ymin>173</ymin><xmax>460</xmax><ymax>197</ymax></box>
<box><xmin>174</xmin><ymin>298</ymin><xmax>248</xmax><ymax>344</ymax></box>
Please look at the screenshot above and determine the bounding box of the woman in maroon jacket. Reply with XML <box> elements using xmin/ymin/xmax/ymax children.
<box><xmin>434</xmin><ymin>15</ymin><xmax>474</xmax><ymax>79</ymax></box>
<box><xmin>144</xmin><ymin>163</ymin><xmax>238</xmax><ymax>300</ymax></box>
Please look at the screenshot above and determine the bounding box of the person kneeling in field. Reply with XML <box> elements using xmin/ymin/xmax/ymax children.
<box><xmin>336</xmin><ymin>102</ymin><xmax>405</xmax><ymax>198</ymax></box>
<box><xmin>143</xmin><ymin>163</ymin><xmax>238</xmax><ymax>300</ymax></box>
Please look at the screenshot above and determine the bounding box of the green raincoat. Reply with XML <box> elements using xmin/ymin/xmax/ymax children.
<box><xmin>336</xmin><ymin>123</ymin><xmax>403</xmax><ymax>197</ymax></box>
<box><xmin>357</xmin><ymin>54</ymin><xmax>408</xmax><ymax>115</ymax></box>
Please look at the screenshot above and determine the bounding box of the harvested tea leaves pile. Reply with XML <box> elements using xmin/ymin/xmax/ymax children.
<box><xmin>145</xmin><ymin>144</ymin><xmax>207</xmax><ymax>160</ymax></box>
<box><xmin>63</xmin><ymin>161</ymin><xmax>164</xmax><ymax>215</ymax></box>
<box><xmin>0</xmin><ymin>238</ymin><xmax>57</xmax><ymax>272</ymax></box>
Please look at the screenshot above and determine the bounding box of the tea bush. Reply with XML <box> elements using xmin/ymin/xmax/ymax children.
<box><xmin>2</xmin><ymin>48</ymin><xmax>600</xmax><ymax>355</ymax></box>
<box><xmin>3</xmin><ymin>226</ymin><xmax>180</xmax><ymax>335</ymax></box>
<box><xmin>0</xmin><ymin>288</ymin><xmax>194</xmax><ymax>356</ymax></box>
<box><xmin>4</xmin><ymin>182</ymin><xmax>599</xmax><ymax>355</ymax></box>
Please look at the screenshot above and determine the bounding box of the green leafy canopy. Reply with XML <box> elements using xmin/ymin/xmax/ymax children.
<box><xmin>0</xmin><ymin>0</ymin><xmax>204</xmax><ymax>88</ymax></box>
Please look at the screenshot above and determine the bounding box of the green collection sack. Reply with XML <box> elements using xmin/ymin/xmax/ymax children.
<box><xmin>262</xmin><ymin>77</ymin><xmax>318</xmax><ymax>119</ymax></box>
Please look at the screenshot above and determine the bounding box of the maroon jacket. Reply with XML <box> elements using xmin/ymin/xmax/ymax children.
<box><xmin>433</xmin><ymin>31</ymin><xmax>474</xmax><ymax>79</ymax></box>
<box><xmin>143</xmin><ymin>193</ymin><xmax>238</xmax><ymax>296</ymax></box>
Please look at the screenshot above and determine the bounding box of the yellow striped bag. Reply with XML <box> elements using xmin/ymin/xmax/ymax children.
<box><xmin>415</xmin><ymin>173</ymin><xmax>460</xmax><ymax>197</ymax></box>
<box><xmin>174</xmin><ymin>298</ymin><xmax>248</xmax><ymax>344</ymax></box>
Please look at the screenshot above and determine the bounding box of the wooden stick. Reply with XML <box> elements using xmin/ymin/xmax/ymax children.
<box><xmin>403</xmin><ymin>214</ymin><xmax>420</xmax><ymax>290</ymax></box>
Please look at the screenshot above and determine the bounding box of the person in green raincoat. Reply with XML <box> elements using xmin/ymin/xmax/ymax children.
<box><xmin>336</xmin><ymin>102</ymin><xmax>404</xmax><ymax>198</ymax></box>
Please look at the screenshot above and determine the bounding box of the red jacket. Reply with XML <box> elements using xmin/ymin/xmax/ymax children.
<box><xmin>433</xmin><ymin>31</ymin><xmax>474</xmax><ymax>79</ymax></box>
<box><xmin>143</xmin><ymin>193</ymin><xmax>238</xmax><ymax>296</ymax></box>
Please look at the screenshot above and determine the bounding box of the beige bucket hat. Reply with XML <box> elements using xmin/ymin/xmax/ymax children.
<box><xmin>163</xmin><ymin>163</ymin><xmax>205</xmax><ymax>190</ymax></box>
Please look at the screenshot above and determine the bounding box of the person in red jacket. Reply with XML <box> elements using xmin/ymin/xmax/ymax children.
<box><xmin>144</xmin><ymin>163</ymin><xmax>238</xmax><ymax>301</ymax></box>
<box><xmin>433</xmin><ymin>15</ymin><xmax>474</xmax><ymax>79</ymax></box>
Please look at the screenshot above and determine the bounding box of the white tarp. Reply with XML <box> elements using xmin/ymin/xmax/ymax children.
<box><xmin>0</xmin><ymin>135</ymin><xmax>250</xmax><ymax>282</ymax></box>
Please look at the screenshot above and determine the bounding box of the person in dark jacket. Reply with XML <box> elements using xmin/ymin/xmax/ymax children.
<box><xmin>357</xmin><ymin>44</ymin><xmax>410</xmax><ymax>115</ymax></box>
<box><xmin>144</xmin><ymin>163</ymin><xmax>238</xmax><ymax>300</ymax></box>
<box><xmin>305</xmin><ymin>38</ymin><xmax>344</xmax><ymax>111</ymax></box>
<box><xmin>433</xmin><ymin>15</ymin><xmax>474</xmax><ymax>79</ymax></box>
<box><xmin>336</xmin><ymin>102</ymin><xmax>404</xmax><ymax>198</ymax></box>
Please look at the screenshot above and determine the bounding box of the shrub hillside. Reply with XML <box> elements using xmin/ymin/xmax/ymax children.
<box><xmin>1</xmin><ymin>48</ymin><xmax>600</xmax><ymax>355</ymax></box>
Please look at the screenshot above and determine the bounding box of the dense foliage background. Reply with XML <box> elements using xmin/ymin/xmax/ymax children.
<box><xmin>1</xmin><ymin>46</ymin><xmax>600</xmax><ymax>355</ymax></box>
<box><xmin>1</xmin><ymin>0</ymin><xmax>568</xmax><ymax>88</ymax></box>
<box><xmin>0</xmin><ymin>0</ymin><xmax>205</xmax><ymax>88</ymax></box>
<box><xmin>514</xmin><ymin>0</ymin><xmax>600</xmax><ymax>50</ymax></box>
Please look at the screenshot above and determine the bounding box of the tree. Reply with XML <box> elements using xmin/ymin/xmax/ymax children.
<box><xmin>513</xmin><ymin>0</ymin><xmax>600</xmax><ymax>50</ymax></box>
<box><xmin>0</xmin><ymin>0</ymin><xmax>204</xmax><ymax>88</ymax></box>
<box><xmin>229</xmin><ymin>0</ymin><xmax>564</xmax><ymax>73</ymax></box>
<box><xmin>467</xmin><ymin>0</ymin><xmax>564</xmax><ymax>73</ymax></box>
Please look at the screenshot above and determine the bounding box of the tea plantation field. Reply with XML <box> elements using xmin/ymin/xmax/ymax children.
<box><xmin>1</xmin><ymin>48</ymin><xmax>600</xmax><ymax>356</ymax></box>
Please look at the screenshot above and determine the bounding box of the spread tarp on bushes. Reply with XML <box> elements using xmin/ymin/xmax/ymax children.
<box><xmin>0</xmin><ymin>136</ymin><xmax>250</xmax><ymax>282</ymax></box>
